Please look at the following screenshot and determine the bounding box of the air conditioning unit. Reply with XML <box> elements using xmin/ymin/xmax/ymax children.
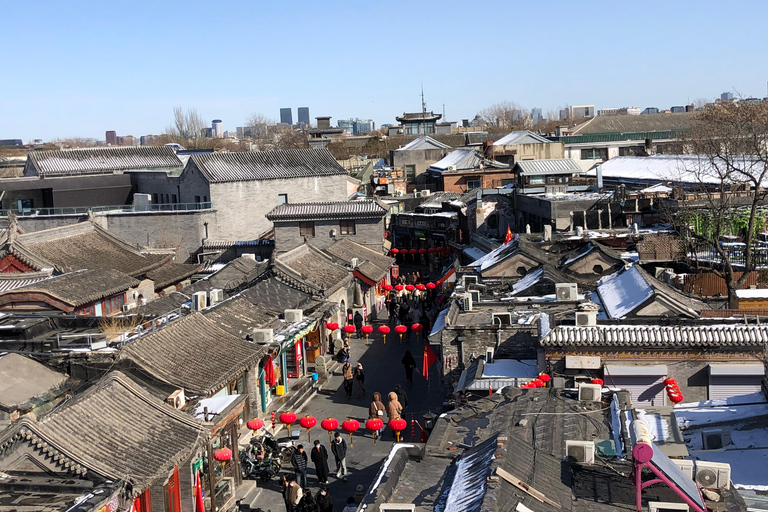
<box><xmin>672</xmin><ymin>459</ymin><xmax>694</xmax><ymax>480</ymax></box>
<box><xmin>350</xmin><ymin>258</ymin><xmax>359</xmax><ymax>268</ymax></box>
<box><xmin>694</xmin><ymin>461</ymin><xmax>731</xmax><ymax>489</ymax></box>
<box><xmin>421</xmin><ymin>189</ymin><xmax>431</xmax><ymax>196</ymax></box>
<box><xmin>448</xmin><ymin>165</ymin><xmax>457</xmax><ymax>172</ymax></box>
<box><xmin>414</xmin><ymin>191</ymin><xmax>423</xmax><ymax>198</ymax></box>
<box><xmin>166</xmin><ymin>389</ymin><xmax>185</xmax><ymax>409</ymax></box>
<box><xmin>284</xmin><ymin>309</ymin><xmax>303</xmax><ymax>323</ymax></box>
<box><xmin>462</xmin><ymin>294</ymin><xmax>473</xmax><ymax>312</ymax></box>
<box><xmin>122</xmin><ymin>303</ymin><xmax>135</xmax><ymax>313</ymax></box>
<box><xmin>575</xmin><ymin>311</ymin><xmax>597</xmax><ymax>326</ymax></box>
<box><xmin>578</xmin><ymin>383</ymin><xmax>602</xmax><ymax>402</ymax></box>
<box><xmin>492</xmin><ymin>312</ymin><xmax>513</xmax><ymax>325</ymax></box>
<box><xmin>469</xmin><ymin>290</ymin><xmax>480</xmax><ymax>303</ymax></box>
<box><xmin>556</xmin><ymin>283</ymin><xmax>578</xmax><ymax>301</ymax></box>
<box><xmin>702</xmin><ymin>429</ymin><xmax>732</xmax><ymax>450</ymax></box>
<box><xmin>253</xmin><ymin>329</ymin><xmax>274</xmax><ymax>344</ymax></box>
<box><xmin>209</xmin><ymin>288</ymin><xmax>224</xmax><ymax>306</ymax></box>
<box><xmin>648</xmin><ymin>502</ymin><xmax>689</xmax><ymax>512</ymax></box>
<box><xmin>463</xmin><ymin>275</ymin><xmax>478</xmax><ymax>287</ymax></box>
<box><xmin>192</xmin><ymin>291</ymin><xmax>208</xmax><ymax>311</ymax></box>
<box><xmin>565</xmin><ymin>440</ymin><xmax>595</xmax><ymax>464</ymax></box>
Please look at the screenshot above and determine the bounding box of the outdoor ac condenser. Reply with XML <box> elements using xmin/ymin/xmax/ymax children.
<box><xmin>565</xmin><ymin>440</ymin><xmax>595</xmax><ymax>464</ymax></box>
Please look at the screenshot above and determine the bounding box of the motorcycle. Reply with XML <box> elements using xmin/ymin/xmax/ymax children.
<box><xmin>240</xmin><ymin>449</ymin><xmax>281</xmax><ymax>482</ymax></box>
<box><xmin>249</xmin><ymin>430</ymin><xmax>296</xmax><ymax>463</ymax></box>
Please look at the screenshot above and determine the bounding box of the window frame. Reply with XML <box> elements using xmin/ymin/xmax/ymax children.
<box><xmin>339</xmin><ymin>220</ymin><xmax>356</xmax><ymax>235</ymax></box>
<box><xmin>466</xmin><ymin>179</ymin><xmax>481</xmax><ymax>190</ymax></box>
<box><xmin>299</xmin><ymin>221</ymin><xmax>315</xmax><ymax>238</ymax></box>
<box><xmin>278</xmin><ymin>194</ymin><xmax>288</xmax><ymax>204</ymax></box>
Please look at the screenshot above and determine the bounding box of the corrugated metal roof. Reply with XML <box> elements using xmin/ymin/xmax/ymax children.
<box><xmin>26</xmin><ymin>147</ymin><xmax>183</xmax><ymax>176</ymax></box>
<box><xmin>429</xmin><ymin>148</ymin><xmax>509</xmax><ymax>173</ymax></box>
<box><xmin>397</xmin><ymin>136</ymin><xmax>451</xmax><ymax>151</ymax></box>
<box><xmin>514</xmin><ymin>158</ymin><xmax>582</xmax><ymax>175</ymax></box>
<box><xmin>190</xmin><ymin>148</ymin><xmax>347</xmax><ymax>183</ymax></box>
<box><xmin>560</xmin><ymin>130</ymin><xmax>682</xmax><ymax>144</ymax></box>
<box><xmin>541</xmin><ymin>324</ymin><xmax>768</xmax><ymax>348</ymax></box>
<box><xmin>266</xmin><ymin>199</ymin><xmax>387</xmax><ymax>221</ymax></box>
<box><xmin>571</xmin><ymin>112</ymin><xmax>694</xmax><ymax>135</ymax></box>
<box><xmin>495</xmin><ymin>130</ymin><xmax>551</xmax><ymax>145</ymax></box>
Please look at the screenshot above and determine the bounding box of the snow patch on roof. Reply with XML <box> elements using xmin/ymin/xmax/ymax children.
<box><xmin>597</xmin><ymin>265</ymin><xmax>653</xmax><ymax>319</ymax></box>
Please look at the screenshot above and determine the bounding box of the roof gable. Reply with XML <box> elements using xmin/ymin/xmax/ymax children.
<box><xmin>494</xmin><ymin>130</ymin><xmax>552</xmax><ymax>145</ymax></box>
<box><xmin>0</xmin><ymin>269</ymin><xmax>139</xmax><ymax>307</ymax></box>
<box><xmin>266</xmin><ymin>199</ymin><xmax>387</xmax><ymax>221</ymax></box>
<box><xmin>188</xmin><ymin>148</ymin><xmax>347</xmax><ymax>183</ymax></box>
<box><xmin>396</xmin><ymin>136</ymin><xmax>451</xmax><ymax>151</ymax></box>
<box><xmin>513</xmin><ymin>158</ymin><xmax>582</xmax><ymax>175</ymax></box>
<box><xmin>25</xmin><ymin>147</ymin><xmax>182</xmax><ymax>177</ymax></box>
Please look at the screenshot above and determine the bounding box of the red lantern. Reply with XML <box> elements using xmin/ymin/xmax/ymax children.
<box><xmin>342</xmin><ymin>418</ymin><xmax>360</xmax><ymax>447</ymax></box>
<box><xmin>663</xmin><ymin>378</ymin><xmax>676</xmax><ymax>386</ymax></box>
<box><xmin>590</xmin><ymin>378</ymin><xmax>604</xmax><ymax>386</ymax></box>
<box><xmin>213</xmin><ymin>447</ymin><xmax>233</xmax><ymax>464</ymax></box>
<box><xmin>412</xmin><ymin>323</ymin><xmax>423</xmax><ymax>333</ymax></box>
<box><xmin>409</xmin><ymin>249</ymin><xmax>418</xmax><ymax>254</ymax></box>
<box><xmin>321</xmin><ymin>417</ymin><xmax>339</xmax><ymax>441</ymax></box>
<box><xmin>246</xmin><ymin>418</ymin><xmax>264</xmax><ymax>431</ymax></box>
<box><xmin>426</xmin><ymin>282</ymin><xmax>436</xmax><ymax>289</ymax></box>
<box><xmin>343</xmin><ymin>325</ymin><xmax>356</xmax><ymax>334</ymax></box>
<box><xmin>538</xmin><ymin>374</ymin><xmax>551</xmax><ymax>383</ymax></box>
<box><xmin>415</xmin><ymin>284</ymin><xmax>426</xmax><ymax>291</ymax></box>
<box><xmin>395</xmin><ymin>324</ymin><xmax>408</xmax><ymax>342</ymax></box>
<box><xmin>366</xmin><ymin>418</ymin><xmax>384</xmax><ymax>445</ymax></box>
<box><xmin>384</xmin><ymin>284</ymin><xmax>393</xmax><ymax>291</ymax></box>
<box><xmin>378</xmin><ymin>325</ymin><xmax>390</xmax><ymax>344</ymax></box>
<box><xmin>388</xmin><ymin>418</ymin><xmax>408</xmax><ymax>442</ymax></box>
<box><xmin>405</xmin><ymin>284</ymin><xmax>415</xmax><ymax>292</ymax></box>
<box><xmin>361</xmin><ymin>325</ymin><xmax>374</xmax><ymax>344</ymax></box>
<box><xmin>669</xmin><ymin>394</ymin><xmax>684</xmax><ymax>404</ymax></box>
<box><xmin>391</xmin><ymin>248</ymin><xmax>399</xmax><ymax>254</ymax></box>
<box><xmin>299</xmin><ymin>415</ymin><xmax>317</xmax><ymax>442</ymax></box>
<box><xmin>280</xmin><ymin>412</ymin><xmax>297</xmax><ymax>430</ymax></box>
<box><xmin>326</xmin><ymin>322</ymin><xmax>339</xmax><ymax>331</ymax></box>
<box><xmin>395</xmin><ymin>284</ymin><xmax>404</xmax><ymax>292</ymax></box>
<box><xmin>428</xmin><ymin>248</ymin><xmax>436</xmax><ymax>253</ymax></box>
<box><xmin>419</xmin><ymin>248</ymin><xmax>427</xmax><ymax>254</ymax></box>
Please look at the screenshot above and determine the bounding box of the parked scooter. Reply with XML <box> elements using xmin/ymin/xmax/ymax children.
<box><xmin>239</xmin><ymin>448</ymin><xmax>281</xmax><ymax>482</ymax></box>
<box><xmin>249</xmin><ymin>430</ymin><xmax>296</xmax><ymax>463</ymax></box>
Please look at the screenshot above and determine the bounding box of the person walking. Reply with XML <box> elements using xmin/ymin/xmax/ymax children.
<box><xmin>299</xmin><ymin>488</ymin><xmax>318</xmax><ymax>512</ymax></box>
<box><xmin>398</xmin><ymin>302</ymin><xmax>409</xmax><ymax>326</ymax></box>
<box><xmin>388</xmin><ymin>295</ymin><xmax>397</xmax><ymax>324</ymax></box>
<box><xmin>331</xmin><ymin>432</ymin><xmax>348</xmax><ymax>481</ymax></box>
<box><xmin>342</xmin><ymin>497</ymin><xmax>357</xmax><ymax>512</ymax></box>
<box><xmin>291</xmin><ymin>444</ymin><xmax>308</xmax><ymax>489</ymax></box>
<box><xmin>328</xmin><ymin>333</ymin><xmax>335</xmax><ymax>358</ymax></box>
<box><xmin>386</xmin><ymin>392</ymin><xmax>403</xmax><ymax>423</ymax></box>
<box><xmin>401</xmin><ymin>351</ymin><xmax>416</xmax><ymax>385</ymax></box>
<box><xmin>342</xmin><ymin>361</ymin><xmax>354</xmax><ymax>399</ymax></box>
<box><xmin>394</xmin><ymin>384</ymin><xmax>409</xmax><ymax>412</ymax></box>
<box><xmin>354</xmin><ymin>362</ymin><xmax>366</xmax><ymax>397</ymax></box>
<box><xmin>316</xmin><ymin>486</ymin><xmax>333</xmax><ymax>512</ymax></box>
<box><xmin>279</xmin><ymin>475</ymin><xmax>291</xmax><ymax>512</ymax></box>
<box><xmin>284</xmin><ymin>475</ymin><xmax>303</xmax><ymax>512</ymax></box>
<box><xmin>353</xmin><ymin>311</ymin><xmax>364</xmax><ymax>339</ymax></box>
<box><xmin>310</xmin><ymin>439</ymin><xmax>330</xmax><ymax>485</ymax></box>
<box><xmin>369</xmin><ymin>392</ymin><xmax>386</xmax><ymax>435</ymax></box>
<box><xmin>412</xmin><ymin>307</ymin><xmax>421</xmax><ymax>327</ymax></box>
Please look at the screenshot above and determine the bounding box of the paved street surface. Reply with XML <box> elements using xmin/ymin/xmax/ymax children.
<box><xmin>253</xmin><ymin>323</ymin><xmax>446</xmax><ymax>511</ymax></box>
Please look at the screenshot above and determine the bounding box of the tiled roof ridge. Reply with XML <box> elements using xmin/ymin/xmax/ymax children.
<box><xmin>541</xmin><ymin>323</ymin><xmax>768</xmax><ymax>346</ymax></box>
<box><xmin>5</xmin><ymin>268</ymin><xmax>140</xmax><ymax>307</ymax></box>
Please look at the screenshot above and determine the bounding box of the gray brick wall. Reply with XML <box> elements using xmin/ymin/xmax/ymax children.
<box><xmin>273</xmin><ymin>217</ymin><xmax>385</xmax><ymax>253</ymax></box>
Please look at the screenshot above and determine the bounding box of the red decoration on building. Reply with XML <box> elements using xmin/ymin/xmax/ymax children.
<box><xmin>246</xmin><ymin>418</ymin><xmax>264</xmax><ymax>431</ymax></box>
<box><xmin>663</xmin><ymin>378</ymin><xmax>676</xmax><ymax>386</ymax></box>
<box><xmin>538</xmin><ymin>373</ymin><xmax>551</xmax><ymax>383</ymax></box>
<box><xmin>213</xmin><ymin>448</ymin><xmax>233</xmax><ymax>462</ymax></box>
<box><xmin>591</xmin><ymin>378</ymin><xmax>604</xmax><ymax>386</ymax></box>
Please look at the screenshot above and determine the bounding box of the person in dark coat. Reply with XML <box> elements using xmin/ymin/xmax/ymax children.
<box><xmin>331</xmin><ymin>432</ymin><xmax>348</xmax><ymax>481</ymax></box>
<box><xmin>316</xmin><ymin>485</ymin><xmax>333</xmax><ymax>512</ymax></box>
<box><xmin>398</xmin><ymin>302</ymin><xmax>410</xmax><ymax>326</ymax></box>
<box><xmin>299</xmin><ymin>488</ymin><xmax>318</xmax><ymax>512</ymax></box>
<box><xmin>395</xmin><ymin>384</ymin><xmax>409</xmax><ymax>411</ymax></box>
<box><xmin>353</xmin><ymin>311</ymin><xmax>364</xmax><ymax>338</ymax></box>
<box><xmin>291</xmin><ymin>444</ymin><xmax>308</xmax><ymax>489</ymax></box>
<box><xmin>328</xmin><ymin>333</ymin><xmax>335</xmax><ymax>358</ymax></box>
<box><xmin>401</xmin><ymin>351</ymin><xmax>416</xmax><ymax>385</ymax></box>
<box><xmin>310</xmin><ymin>440</ymin><xmax>330</xmax><ymax>485</ymax></box>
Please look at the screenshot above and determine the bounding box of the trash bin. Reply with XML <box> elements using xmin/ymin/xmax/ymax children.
<box><xmin>312</xmin><ymin>373</ymin><xmax>319</xmax><ymax>382</ymax></box>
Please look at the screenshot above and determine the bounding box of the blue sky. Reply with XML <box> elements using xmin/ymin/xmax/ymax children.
<box><xmin>2</xmin><ymin>0</ymin><xmax>767</xmax><ymax>141</ymax></box>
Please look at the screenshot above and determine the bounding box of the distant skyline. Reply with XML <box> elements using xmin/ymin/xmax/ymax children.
<box><xmin>2</xmin><ymin>0</ymin><xmax>767</xmax><ymax>141</ymax></box>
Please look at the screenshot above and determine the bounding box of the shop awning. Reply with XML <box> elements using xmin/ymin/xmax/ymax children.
<box><xmin>709</xmin><ymin>363</ymin><xmax>765</xmax><ymax>376</ymax></box>
<box><xmin>437</xmin><ymin>268</ymin><xmax>455</xmax><ymax>285</ymax></box>
<box><xmin>604</xmin><ymin>364</ymin><xmax>667</xmax><ymax>376</ymax></box>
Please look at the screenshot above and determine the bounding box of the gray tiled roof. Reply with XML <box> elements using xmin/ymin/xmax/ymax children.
<box><xmin>146</xmin><ymin>262</ymin><xmax>201</xmax><ymax>290</ymax></box>
<box><xmin>119</xmin><ymin>312</ymin><xmax>266</xmax><ymax>395</ymax></box>
<box><xmin>275</xmin><ymin>244</ymin><xmax>351</xmax><ymax>294</ymax></box>
<box><xmin>0</xmin><ymin>353</ymin><xmax>68</xmax><ymax>410</ymax></box>
<box><xmin>0</xmin><ymin>269</ymin><xmax>139</xmax><ymax>307</ymax></box>
<box><xmin>25</xmin><ymin>147</ymin><xmax>183</xmax><ymax>176</ymax></box>
<box><xmin>0</xmin><ymin>372</ymin><xmax>206</xmax><ymax>494</ymax></box>
<box><xmin>244</xmin><ymin>276</ymin><xmax>320</xmax><ymax>314</ymax></box>
<box><xmin>540</xmin><ymin>325</ymin><xmax>768</xmax><ymax>348</ymax></box>
<box><xmin>514</xmin><ymin>158</ymin><xmax>582</xmax><ymax>175</ymax></box>
<box><xmin>189</xmin><ymin>148</ymin><xmax>347</xmax><ymax>183</ymax></box>
<box><xmin>266</xmin><ymin>199</ymin><xmax>387</xmax><ymax>221</ymax></box>
<box><xmin>202</xmin><ymin>293</ymin><xmax>281</xmax><ymax>338</ymax></box>
<box><xmin>572</xmin><ymin>112</ymin><xmax>695</xmax><ymax>135</ymax></box>
<box><xmin>322</xmin><ymin>239</ymin><xmax>393</xmax><ymax>283</ymax></box>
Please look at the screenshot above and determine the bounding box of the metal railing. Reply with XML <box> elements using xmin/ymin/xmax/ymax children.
<box><xmin>0</xmin><ymin>202</ymin><xmax>213</xmax><ymax>217</ymax></box>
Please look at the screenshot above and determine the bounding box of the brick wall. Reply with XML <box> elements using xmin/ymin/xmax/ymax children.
<box><xmin>273</xmin><ymin>217</ymin><xmax>385</xmax><ymax>253</ymax></box>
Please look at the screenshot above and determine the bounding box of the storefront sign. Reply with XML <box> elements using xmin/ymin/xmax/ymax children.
<box><xmin>96</xmin><ymin>496</ymin><xmax>119</xmax><ymax>512</ymax></box>
<box><xmin>391</xmin><ymin>265</ymin><xmax>399</xmax><ymax>279</ymax></box>
<box><xmin>565</xmin><ymin>355</ymin><xmax>601</xmax><ymax>369</ymax></box>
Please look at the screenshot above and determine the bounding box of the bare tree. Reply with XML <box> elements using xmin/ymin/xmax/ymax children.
<box><xmin>677</xmin><ymin>100</ymin><xmax>768</xmax><ymax>305</ymax></box>
<box><xmin>692</xmin><ymin>97</ymin><xmax>712</xmax><ymax>110</ymax></box>
<box><xmin>165</xmin><ymin>107</ymin><xmax>206</xmax><ymax>148</ymax></box>
<box><xmin>51</xmin><ymin>137</ymin><xmax>99</xmax><ymax>149</ymax></box>
<box><xmin>244</xmin><ymin>113</ymin><xmax>275</xmax><ymax>139</ymax></box>
<box><xmin>479</xmin><ymin>101</ymin><xmax>526</xmax><ymax>128</ymax></box>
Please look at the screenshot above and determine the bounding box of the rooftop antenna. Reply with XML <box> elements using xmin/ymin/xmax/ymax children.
<box><xmin>443</xmin><ymin>103</ymin><xmax>446</xmax><ymax>120</ymax></box>
<box><xmin>421</xmin><ymin>84</ymin><xmax>427</xmax><ymax>115</ymax></box>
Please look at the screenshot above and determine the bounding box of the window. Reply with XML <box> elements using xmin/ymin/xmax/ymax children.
<box><xmin>340</xmin><ymin>220</ymin><xmax>356</xmax><ymax>235</ymax></box>
<box><xmin>467</xmin><ymin>180</ymin><xmax>481</xmax><ymax>190</ymax></box>
<box><xmin>501</xmin><ymin>178</ymin><xmax>515</xmax><ymax>186</ymax></box>
<box><xmin>619</xmin><ymin>146</ymin><xmax>645</xmax><ymax>157</ymax></box>
<box><xmin>299</xmin><ymin>222</ymin><xmax>315</xmax><ymax>238</ymax></box>
<box><xmin>528</xmin><ymin>175</ymin><xmax>546</xmax><ymax>185</ymax></box>
<box><xmin>404</xmin><ymin>165</ymin><xmax>416</xmax><ymax>180</ymax></box>
<box><xmin>153</xmin><ymin>193</ymin><xmax>159</xmax><ymax>204</ymax></box>
<box><xmin>278</xmin><ymin>194</ymin><xmax>288</xmax><ymax>204</ymax></box>
<box><xmin>195</xmin><ymin>195</ymin><xmax>201</xmax><ymax>203</ymax></box>
<box><xmin>581</xmin><ymin>148</ymin><xmax>608</xmax><ymax>160</ymax></box>
<box><xmin>203</xmin><ymin>196</ymin><xmax>208</xmax><ymax>203</ymax></box>
<box><xmin>171</xmin><ymin>194</ymin><xmax>177</xmax><ymax>203</ymax></box>
<box><xmin>103</xmin><ymin>294</ymin><xmax>125</xmax><ymax>315</ymax></box>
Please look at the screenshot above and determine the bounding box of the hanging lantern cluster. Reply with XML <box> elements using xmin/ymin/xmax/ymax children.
<box><xmin>378</xmin><ymin>325</ymin><xmax>390</xmax><ymax>344</ymax></box>
<box><xmin>591</xmin><ymin>378</ymin><xmax>604</xmax><ymax>386</ymax></box>
<box><xmin>520</xmin><ymin>373</ymin><xmax>549</xmax><ymax>389</ymax></box>
<box><xmin>299</xmin><ymin>415</ymin><xmax>317</xmax><ymax>442</ymax></box>
<box><xmin>342</xmin><ymin>418</ymin><xmax>360</xmax><ymax>447</ymax></box>
<box><xmin>394</xmin><ymin>324</ymin><xmax>408</xmax><ymax>342</ymax></box>
<box><xmin>388</xmin><ymin>418</ymin><xmax>407</xmax><ymax>442</ymax></box>
<box><xmin>366</xmin><ymin>418</ymin><xmax>384</xmax><ymax>445</ymax></box>
<box><xmin>665</xmin><ymin>378</ymin><xmax>684</xmax><ymax>404</ymax></box>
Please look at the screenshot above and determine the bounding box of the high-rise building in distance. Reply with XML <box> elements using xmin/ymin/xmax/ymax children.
<box><xmin>280</xmin><ymin>108</ymin><xmax>293</xmax><ymax>125</ymax></box>
<box><xmin>106</xmin><ymin>131</ymin><xmax>117</xmax><ymax>146</ymax></box>
<box><xmin>531</xmin><ymin>108</ymin><xmax>543</xmax><ymax>126</ymax></box>
<box><xmin>298</xmin><ymin>107</ymin><xmax>310</xmax><ymax>126</ymax></box>
<box><xmin>212</xmin><ymin>119</ymin><xmax>223</xmax><ymax>138</ymax></box>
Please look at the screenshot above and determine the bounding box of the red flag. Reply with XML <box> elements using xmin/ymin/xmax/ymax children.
<box><xmin>194</xmin><ymin>470</ymin><xmax>205</xmax><ymax>512</ymax></box>
<box><xmin>422</xmin><ymin>341</ymin><xmax>438</xmax><ymax>380</ymax></box>
<box><xmin>504</xmin><ymin>226</ymin><xmax>513</xmax><ymax>244</ymax></box>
